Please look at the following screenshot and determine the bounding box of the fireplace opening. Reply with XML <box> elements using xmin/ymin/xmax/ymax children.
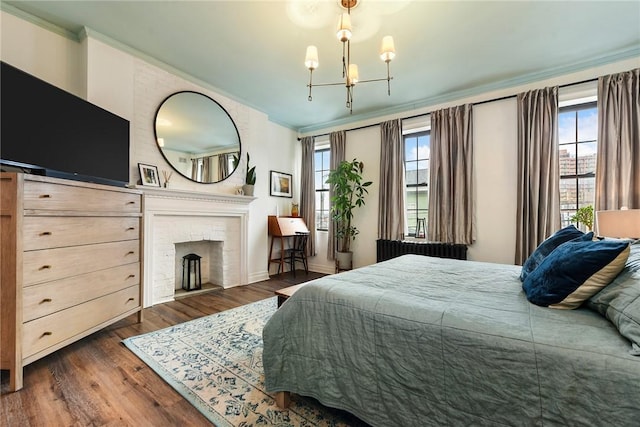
<box><xmin>174</xmin><ymin>241</ymin><xmax>224</xmax><ymax>298</ymax></box>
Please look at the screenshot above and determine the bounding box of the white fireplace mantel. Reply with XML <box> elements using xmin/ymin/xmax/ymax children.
<box><xmin>139</xmin><ymin>187</ymin><xmax>255</xmax><ymax>307</ymax></box>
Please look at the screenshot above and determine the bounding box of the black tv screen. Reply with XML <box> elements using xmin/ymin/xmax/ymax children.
<box><xmin>1</xmin><ymin>61</ymin><xmax>130</xmax><ymax>187</ymax></box>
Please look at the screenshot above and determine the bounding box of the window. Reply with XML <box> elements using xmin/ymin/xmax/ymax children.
<box><xmin>558</xmin><ymin>102</ymin><xmax>597</xmax><ymax>230</ymax></box>
<box><xmin>404</xmin><ymin>131</ymin><xmax>430</xmax><ymax>237</ymax></box>
<box><xmin>314</xmin><ymin>148</ymin><xmax>330</xmax><ymax>231</ymax></box>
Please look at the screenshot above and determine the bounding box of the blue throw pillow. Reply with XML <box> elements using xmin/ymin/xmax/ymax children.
<box><xmin>520</xmin><ymin>225</ymin><xmax>592</xmax><ymax>281</ymax></box>
<box><xmin>522</xmin><ymin>239</ymin><xmax>630</xmax><ymax>309</ymax></box>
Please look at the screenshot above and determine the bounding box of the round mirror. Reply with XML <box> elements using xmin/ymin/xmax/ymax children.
<box><xmin>154</xmin><ymin>91</ymin><xmax>241</xmax><ymax>184</ymax></box>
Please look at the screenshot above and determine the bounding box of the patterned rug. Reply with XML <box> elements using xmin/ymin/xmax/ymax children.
<box><xmin>123</xmin><ymin>297</ymin><xmax>365</xmax><ymax>427</ymax></box>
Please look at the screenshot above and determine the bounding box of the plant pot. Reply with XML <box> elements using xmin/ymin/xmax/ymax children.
<box><xmin>336</xmin><ymin>251</ymin><xmax>353</xmax><ymax>271</ymax></box>
<box><xmin>242</xmin><ymin>184</ymin><xmax>255</xmax><ymax>196</ymax></box>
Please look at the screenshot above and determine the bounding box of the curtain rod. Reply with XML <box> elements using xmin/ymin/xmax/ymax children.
<box><xmin>298</xmin><ymin>77</ymin><xmax>598</xmax><ymax>141</ymax></box>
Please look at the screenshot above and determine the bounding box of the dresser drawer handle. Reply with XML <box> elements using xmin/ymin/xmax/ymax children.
<box><xmin>40</xmin><ymin>298</ymin><xmax>52</xmax><ymax>304</ymax></box>
<box><xmin>40</xmin><ymin>231</ymin><xmax>52</xmax><ymax>236</ymax></box>
<box><xmin>126</xmin><ymin>227</ymin><xmax>136</xmax><ymax>231</ymax></box>
<box><xmin>39</xmin><ymin>265</ymin><xmax>52</xmax><ymax>270</ymax></box>
<box><xmin>41</xmin><ymin>331</ymin><xmax>52</xmax><ymax>337</ymax></box>
<box><xmin>39</xmin><ymin>194</ymin><xmax>52</xmax><ymax>199</ymax></box>
<box><xmin>126</xmin><ymin>201</ymin><xmax>136</xmax><ymax>205</ymax></box>
<box><xmin>126</xmin><ymin>251</ymin><xmax>135</xmax><ymax>256</ymax></box>
<box><xmin>127</xmin><ymin>274</ymin><xmax>136</xmax><ymax>279</ymax></box>
<box><xmin>127</xmin><ymin>297</ymin><xmax>135</xmax><ymax>302</ymax></box>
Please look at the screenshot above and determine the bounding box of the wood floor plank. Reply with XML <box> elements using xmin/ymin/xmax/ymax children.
<box><xmin>0</xmin><ymin>271</ymin><xmax>324</xmax><ymax>426</ymax></box>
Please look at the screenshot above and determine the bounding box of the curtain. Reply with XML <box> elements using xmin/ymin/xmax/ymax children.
<box><xmin>515</xmin><ymin>87</ymin><xmax>560</xmax><ymax>265</ymax></box>
<box><xmin>327</xmin><ymin>130</ymin><xmax>346</xmax><ymax>260</ymax></box>
<box><xmin>191</xmin><ymin>159</ymin><xmax>198</xmax><ymax>181</ymax></box>
<box><xmin>595</xmin><ymin>68</ymin><xmax>640</xmax><ymax>211</ymax></box>
<box><xmin>300</xmin><ymin>136</ymin><xmax>316</xmax><ymax>256</ymax></box>
<box><xmin>378</xmin><ymin>119</ymin><xmax>405</xmax><ymax>240</ymax></box>
<box><xmin>203</xmin><ymin>156</ymin><xmax>213</xmax><ymax>182</ymax></box>
<box><xmin>428</xmin><ymin>104</ymin><xmax>474</xmax><ymax>245</ymax></box>
<box><xmin>217</xmin><ymin>154</ymin><xmax>229</xmax><ymax>181</ymax></box>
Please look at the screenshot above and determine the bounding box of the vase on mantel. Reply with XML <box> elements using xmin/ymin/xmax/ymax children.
<box><xmin>242</xmin><ymin>184</ymin><xmax>254</xmax><ymax>196</ymax></box>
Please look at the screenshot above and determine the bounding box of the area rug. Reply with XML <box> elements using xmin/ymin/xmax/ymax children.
<box><xmin>123</xmin><ymin>297</ymin><xmax>364</xmax><ymax>427</ymax></box>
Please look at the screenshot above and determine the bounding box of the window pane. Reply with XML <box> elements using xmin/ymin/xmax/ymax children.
<box><xmin>577</xmin><ymin>142</ymin><xmax>597</xmax><ymax>175</ymax></box>
<box><xmin>578</xmin><ymin>177</ymin><xmax>595</xmax><ymax>207</ymax></box>
<box><xmin>417</xmin><ymin>188</ymin><xmax>429</xmax><ymax>210</ymax></box>
<box><xmin>406</xmin><ymin>211</ymin><xmax>417</xmax><ymax>236</ymax></box>
<box><xmin>322</xmin><ymin>151</ymin><xmax>330</xmax><ymax>169</ymax></box>
<box><xmin>417</xmin><ymin>135</ymin><xmax>430</xmax><ymax>159</ymax></box>
<box><xmin>578</xmin><ymin>108</ymin><xmax>597</xmax><ymax>141</ymax></box>
<box><xmin>561</xmin><ymin>210</ymin><xmax>575</xmax><ymax>229</ymax></box>
<box><xmin>405</xmin><ymin>167</ymin><xmax>418</xmax><ymax>185</ymax></box>
<box><xmin>405</xmin><ymin>137</ymin><xmax>417</xmax><ymax>161</ymax></box>
<box><xmin>560</xmin><ymin>178</ymin><xmax>577</xmax><ymax>210</ymax></box>
<box><xmin>559</xmin><ymin>144</ymin><xmax>576</xmax><ymax>176</ymax></box>
<box><xmin>558</xmin><ymin>111</ymin><xmax>576</xmax><ymax>143</ymax></box>
<box><xmin>405</xmin><ymin>188</ymin><xmax>417</xmax><ymax>210</ymax></box>
<box><xmin>315</xmin><ymin>171</ymin><xmax>323</xmax><ymax>189</ymax></box>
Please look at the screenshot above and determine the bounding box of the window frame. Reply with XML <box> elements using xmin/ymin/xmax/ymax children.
<box><xmin>314</xmin><ymin>147</ymin><xmax>330</xmax><ymax>231</ymax></box>
<box><xmin>558</xmin><ymin>101</ymin><xmax>597</xmax><ymax>229</ymax></box>
<box><xmin>403</xmin><ymin>130</ymin><xmax>430</xmax><ymax>238</ymax></box>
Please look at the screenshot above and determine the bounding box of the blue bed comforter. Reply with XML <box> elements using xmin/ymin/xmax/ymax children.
<box><xmin>262</xmin><ymin>255</ymin><xmax>640</xmax><ymax>426</ymax></box>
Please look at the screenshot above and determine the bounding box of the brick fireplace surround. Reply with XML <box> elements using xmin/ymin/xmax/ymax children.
<box><xmin>140</xmin><ymin>187</ymin><xmax>254</xmax><ymax>307</ymax></box>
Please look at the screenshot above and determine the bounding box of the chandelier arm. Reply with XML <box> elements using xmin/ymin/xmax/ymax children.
<box><xmin>356</xmin><ymin>77</ymin><xmax>394</xmax><ymax>84</ymax></box>
<box><xmin>387</xmin><ymin>61</ymin><xmax>391</xmax><ymax>96</ymax></box>
<box><xmin>307</xmin><ymin>69</ymin><xmax>314</xmax><ymax>101</ymax></box>
<box><xmin>308</xmin><ymin>82</ymin><xmax>347</xmax><ymax>87</ymax></box>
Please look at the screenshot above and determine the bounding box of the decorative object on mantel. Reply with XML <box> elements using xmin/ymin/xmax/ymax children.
<box><xmin>270</xmin><ymin>170</ymin><xmax>293</xmax><ymax>198</ymax></box>
<box><xmin>291</xmin><ymin>202</ymin><xmax>299</xmax><ymax>217</ymax></box>
<box><xmin>233</xmin><ymin>152</ymin><xmax>256</xmax><ymax>196</ymax></box>
<box><xmin>138</xmin><ymin>163</ymin><xmax>160</xmax><ymax>187</ymax></box>
<box><xmin>326</xmin><ymin>158</ymin><xmax>372</xmax><ymax>270</ymax></box>
<box><xmin>304</xmin><ymin>0</ymin><xmax>396</xmax><ymax>114</ymax></box>
<box><xmin>161</xmin><ymin>170</ymin><xmax>173</xmax><ymax>188</ymax></box>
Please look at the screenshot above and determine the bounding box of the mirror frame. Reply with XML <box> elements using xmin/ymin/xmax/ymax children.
<box><xmin>153</xmin><ymin>90</ymin><xmax>241</xmax><ymax>184</ymax></box>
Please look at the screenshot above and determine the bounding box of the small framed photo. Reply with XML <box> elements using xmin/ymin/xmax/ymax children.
<box><xmin>138</xmin><ymin>163</ymin><xmax>160</xmax><ymax>187</ymax></box>
<box><xmin>270</xmin><ymin>170</ymin><xmax>292</xmax><ymax>198</ymax></box>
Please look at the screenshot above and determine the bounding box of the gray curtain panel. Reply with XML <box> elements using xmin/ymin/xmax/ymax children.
<box><xmin>595</xmin><ymin>68</ymin><xmax>640</xmax><ymax>211</ymax></box>
<box><xmin>327</xmin><ymin>131</ymin><xmax>346</xmax><ymax>260</ymax></box>
<box><xmin>378</xmin><ymin>119</ymin><xmax>405</xmax><ymax>240</ymax></box>
<box><xmin>218</xmin><ymin>154</ymin><xmax>229</xmax><ymax>181</ymax></box>
<box><xmin>300</xmin><ymin>136</ymin><xmax>316</xmax><ymax>256</ymax></box>
<box><xmin>515</xmin><ymin>87</ymin><xmax>560</xmax><ymax>265</ymax></box>
<box><xmin>428</xmin><ymin>104</ymin><xmax>474</xmax><ymax>245</ymax></box>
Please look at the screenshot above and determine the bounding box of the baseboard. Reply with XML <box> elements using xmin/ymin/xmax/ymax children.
<box><xmin>248</xmin><ymin>270</ymin><xmax>270</xmax><ymax>284</ymax></box>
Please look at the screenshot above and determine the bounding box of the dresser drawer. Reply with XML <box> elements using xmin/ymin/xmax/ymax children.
<box><xmin>22</xmin><ymin>285</ymin><xmax>140</xmax><ymax>359</ymax></box>
<box><xmin>24</xmin><ymin>181</ymin><xmax>140</xmax><ymax>213</ymax></box>
<box><xmin>23</xmin><ymin>216</ymin><xmax>140</xmax><ymax>251</ymax></box>
<box><xmin>23</xmin><ymin>240</ymin><xmax>140</xmax><ymax>286</ymax></box>
<box><xmin>23</xmin><ymin>263</ymin><xmax>140</xmax><ymax>322</ymax></box>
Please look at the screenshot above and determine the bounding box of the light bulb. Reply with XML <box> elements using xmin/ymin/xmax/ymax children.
<box><xmin>336</xmin><ymin>13</ymin><xmax>352</xmax><ymax>42</ymax></box>
<box><xmin>305</xmin><ymin>45</ymin><xmax>319</xmax><ymax>70</ymax></box>
<box><xmin>380</xmin><ymin>36</ymin><xmax>396</xmax><ymax>62</ymax></box>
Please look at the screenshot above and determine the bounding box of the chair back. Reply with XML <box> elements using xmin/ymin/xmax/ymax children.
<box><xmin>293</xmin><ymin>232</ymin><xmax>309</xmax><ymax>252</ymax></box>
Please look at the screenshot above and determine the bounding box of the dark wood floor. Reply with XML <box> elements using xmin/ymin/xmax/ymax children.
<box><xmin>1</xmin><ymin>271</ymin><xmax>325</xmax><ymax>427</ymax></box>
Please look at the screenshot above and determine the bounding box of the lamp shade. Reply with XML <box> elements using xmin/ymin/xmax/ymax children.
<box><xmin>348</xmin><ymin>63</ymin><xmax>359</xmax><ymax>85</ymax></box>
<box><xmin>336</xmin><ymin>13</ymin><xmax>352</xmax><ymax>42</ymax></box>
<box><xmin>596</xmin><ymin>209</ymin><xmax>640</xmax><ymax>238</ymax></box>
<box><xmin>380</xmin><ymin>35</ymin><xmax>396</xmax><ymax>62</ymax></box>
<box><xmin>304</xmin><ymin>45</ymin><xmax>319</xmax><ymax>70</ymax></box>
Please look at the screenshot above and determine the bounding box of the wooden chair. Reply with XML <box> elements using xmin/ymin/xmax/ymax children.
<box><xmin>281</xmin><ymin>232</ymin><xmax>309</xmax><ymax>277</ymax></box>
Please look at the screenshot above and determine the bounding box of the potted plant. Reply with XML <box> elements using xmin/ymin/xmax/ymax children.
<box><xmin>569</xmin><ymin>205</ymin><xmax>594</xmax><ymax>231</ymax></box>
<box><xmin>325</xmin><ymin>158</ymin><xmax>372</xmax><ymax>270</ymax></box>
<box><xmin>233</xmin><ymin>152</ymin><xmax>256</xmax><ymax>196</ymax></box>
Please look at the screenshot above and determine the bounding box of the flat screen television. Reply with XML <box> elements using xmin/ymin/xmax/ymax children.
<box><xmin>1</xmin><ymin>61</ymin><xmax>130</xmax><ymax>187</ymax></box>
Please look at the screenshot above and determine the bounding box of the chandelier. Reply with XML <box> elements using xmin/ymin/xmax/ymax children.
<box><xmin>304</xmin><ymin>0</ymin><xmax>396</xmax><ymax>114</ymax></box>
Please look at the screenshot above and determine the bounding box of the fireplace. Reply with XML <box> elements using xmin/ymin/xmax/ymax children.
<box><xmin>141</xmin><ymin>187</ymin><xmax>254</xmax><ymax>306</ymax></box>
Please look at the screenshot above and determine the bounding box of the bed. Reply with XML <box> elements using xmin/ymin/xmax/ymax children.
<box><xmin>262</xmin><ymin>252</ymin><xmax>640</xmax><ymax>426</ymax></box>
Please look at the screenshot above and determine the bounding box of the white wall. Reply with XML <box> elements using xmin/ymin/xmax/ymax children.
<box><xmin>302</xmin><ymin>57</ymin><xmax>640</xmax><ymax>267</ymax></box>
<box><xmin>1</xmin><ymin>10</ymin><xmax>299</xmax><ymax>287</ymax></box>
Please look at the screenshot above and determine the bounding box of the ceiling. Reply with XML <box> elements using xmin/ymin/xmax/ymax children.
<box><xmin>4</xmin><ymin>1</ymin><xmax>640</xmax><ymax>133</ymax></box>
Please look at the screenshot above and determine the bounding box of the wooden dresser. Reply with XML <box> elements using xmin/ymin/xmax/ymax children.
<box><xmin>0</xmin><ymin>172</ymin><xmax>143</xmax><ymax>391</ymax></box>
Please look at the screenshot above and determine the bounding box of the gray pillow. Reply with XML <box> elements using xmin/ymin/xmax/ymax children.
<box><xmin>587</xmin><ymin>240</ymin><xmax>640</xmax><ymax>350</ymax></box>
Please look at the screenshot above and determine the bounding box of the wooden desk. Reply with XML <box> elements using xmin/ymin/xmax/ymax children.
<box><xmin>268</xmin><ymin>216</ymin><xmax>308</xmax><ymax>275</ymax></box>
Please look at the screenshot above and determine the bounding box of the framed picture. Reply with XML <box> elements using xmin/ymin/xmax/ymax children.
<box><xmin>270</xmin><ymin>170</ymin><xmax>292</xmax><ymax>198</ymax></box>
<box><xmin>138</xmin><ymin>163</ymin><xmax>161</xmax><ymax>187</ymax></box>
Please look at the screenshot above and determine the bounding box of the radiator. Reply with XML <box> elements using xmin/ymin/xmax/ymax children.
<box><xmin>376</xmin><ymin>239</ymin><xmax>467</xmax><ymax>262</ymax></box>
